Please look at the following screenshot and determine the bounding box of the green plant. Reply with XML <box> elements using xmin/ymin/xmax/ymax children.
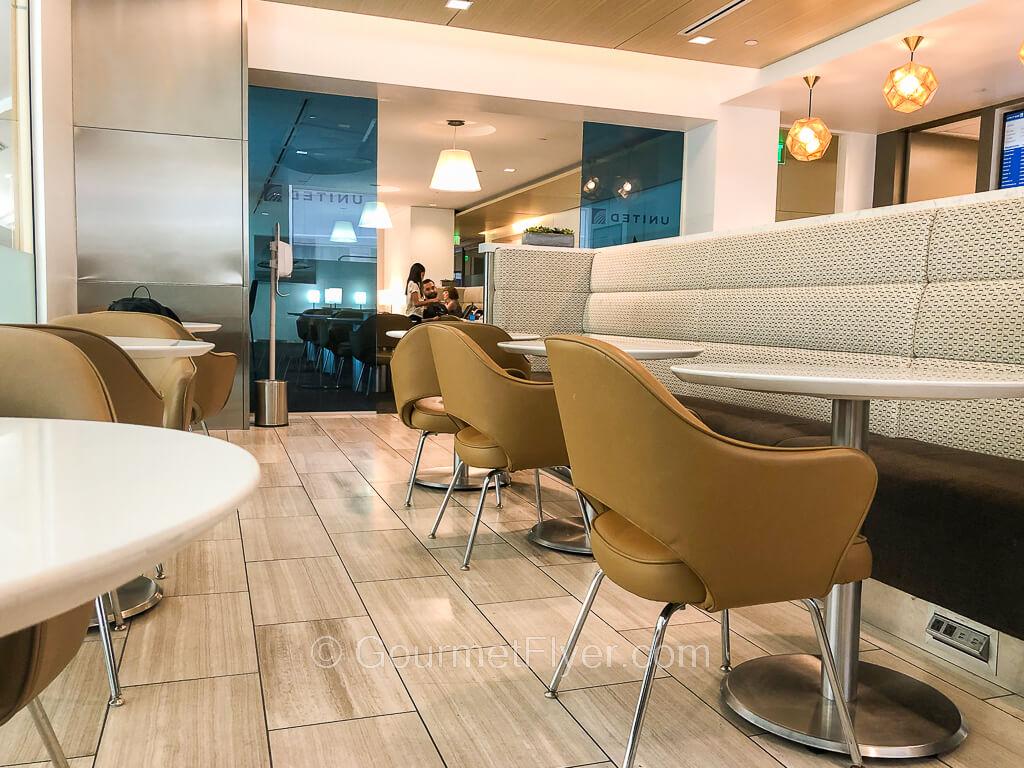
<box><xmin>523</xmin><ymin>226</ymin><xmax>574</xmax><ymax>235</ymax></box>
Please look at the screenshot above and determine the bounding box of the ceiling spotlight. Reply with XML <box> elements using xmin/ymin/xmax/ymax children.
<box><xmin>786</xmin><ymin>75</ymin><xmax>832</xmax><ymax>162</ymax></box>
<box><xmin>583</xmin><ymin>177</ymin><xmax>598</xmax><ymax>192</ymax></box>
<box><xmin>883</xmin><ymin>36</ymin><xmax>939</xmax><ymax>113</ymax></box>
<box><xmin>745</xmin><ymin>40</ymin><xmax>758</xmax><ymax>46</ymax></box>
<box><xmin>503</xmin><ymin>168</ymin><xmax>516</xmax><ymax>173</ymax></box>
<box><xmin>688</xmin><ymin>36</ymin><xmax>715</xmax><ymax>45</ymax></box>
<box><xmin>617</xmin><ymin>180</ymin><xmax>633</xmax><ymax>198</ymax></box>
<box><xmin>446</xmin><ymin>0</ymin><xmax>472</xmax><ymax>8</ymax></box>
<box><xmin>295</xmin><ymin>150</ymin><xmax>308</xmax><ymax>155</ymax></box>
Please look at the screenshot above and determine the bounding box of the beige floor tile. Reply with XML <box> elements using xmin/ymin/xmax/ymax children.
<box><xmin>621</xmin><ymin>621</ymin><xmax>764</xmax><ymax>736</ymax></box>
<box><xmin>300</xmin><ymin>471</ymin><xmax>377</xmax><ymax>499</ymax></box>
<box><xmin>268</xmin><ymin>712</ymin><xmax>445</xmax><ymax>768</ymax></box>
<box><xmin>314</xmin><ymin>496</ymin><xmax>406</xmax><ymax>533</ymax></box>
<box><xmin>94</xmin><ymin>674</ymin><xmax>269</xmax><ymax>768</ymax></box>
<box><xmin>159</xmin><ymin>539</ymin><xmax>248</xmax><ymax>596</ymax></box>
<box><xmin>228</xmin><ymin>428</ymin><xmax>281</xmax><ymax>445</ymax></box>
<box><xmin>393</xmin><ymin>503</ymin><xmax>502</xmax><ymax>550</ymax></box>
<box><xmin>275</xmin><ymin>422</ymin><xmax>326</xmax><ymax>437</ymax></box>
<box><xmin>243</xmin><ymin>443</ymin><xmax>290</xmax><ymax>463</ymax></box>
<box><xmin>0</xmin><ymin>636</ymin><xmax>123</xmax><ymax>764</ymax></box>
<box><xmin>481</xmin><ymin>596</ymin><xmax>666</xmax><ymax>690</ymax></box>
<box><xmin>194</xmin><ymin>511</ymin><xmax>240</xmax><ymax>541</ymax></box>
<box><xmin>258</xmin><ymin>461</ymin><xmax>301</xmax><ymax>488</ymax></box>
<box><xmin>541</xmin><ymin>562</ymin><xmax>708</xmax><ymax>632</ymax></box>
<box><xmin>256</xmin><ymin>617</ymin><xmax>413</xmax><ymax>730</ymax></box>
<box><xmin>247</xmin><ymin>556</ymin><xmax>365</xmax><ymax>626</ymax></box>
<box><xmin>752</xmin><ymin>733</ymin><xmax>944</xmax><ymax>767</ymax></box>
<box><xmin>240</xmin><ymin>516</ymin><xmax>336</xmax><ymax>561</ymax></box>
<box><xmin>561</xmin><ymin>677</ymin><xmax>780</xmax><ymax>768</ymax></box>
<box><xmin>989</xmin><ymin>693</ymin><xmax>1024</xmax><ymax>722</ymax></box>
<box><xmin>330</xmin><ymin>529</ymin><xmax>444</xmax><ymax>582</ymax></box>
<box><xmin>350</xmin><ymin>455</ymin><xmax>417</xmax><ymax>482</ymax></box>
<box><xmin>279</xmin><ymin>435</ymin><xmax>340</xmax><ymax>454</ymax></box>
<box><xmin>358</xmin><ymin>575</ymin><xmax>505</xmax><ymax>656</ymax></box>
<box><xmin>399</xmin><ymin>649</ymin><xmax>607</xmax><ymax>768</ymax></box>
<box><xmin>15</xmin><ymin>758</ymin><xmax>94</xmax><ymax>767</ymax></box>
<box><xmin>433</xmin><ymin>543</ymin><xmax>568</xmax><ymax>604</ymax></box>
<box><xmin>728</xmin><ymin>601</ymin><xmax>874</xmax><ymax>656</ymax></box>
<box><xmin>287</xmin><ymin>450</ymin><xmax>355</xmax><ymax>474</ymax></box>
<box><xmin>491</xmin><ymin>520</ymin><xmax>593</xmax><ymax>567</ymax></box>
<box><xmin>373</xmin><ymin>480</ymin><xmax>454</xmax><ymax>509</ymax></box>
<box><xmin>238</xmin><ymin>486</ymin><xmax>316</xmax><ymax>519</ymax></box>
<box><xmin>118</xmin><ymin>592</ymin><xmax>257</xmax><ymax>685</ymax></box>
<box><xmin>860</xmin><ymin>649</ymin><xmax>1024</xmax><ymax>768</ymax></box>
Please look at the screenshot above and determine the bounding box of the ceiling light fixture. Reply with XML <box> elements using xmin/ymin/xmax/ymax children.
<box><xmin>1019</xmin><ymin>41</ymin><xmax>1024</xmax><ymax>66</ymax></box>
<box><xmin>883</xmin><ymin>36</ymin><xmax>938</xmax><ymax>113</ymax></box>
<box><xmin>330</xmin><ymin>220</ymin><xmax>358</xmax><ymax>243</ymax></box>
<box><xmin>688</xmin><ymin>36</ymin><xmax>715</xmax><ymax>45</ymax></box>
<box><xmin>503</xmin><ymin>168</ymin><xmax>516</xmax><ymax>173</ymax></box>
<box><xmin>617</xmin><ymin>180</ymin><xmax>633</xmax><ymax>198</ymax></box>
<box><xmin>295</xmin><ymin>150</ymin><xmax>308</xmax><ymax>155</ymax></box>
<box><xmin>358</xmin><ymin>201</ymin><xmax>393</xmax><ymax>229</ymax></box>
<box><xmin>583</xmin><ymin>177</ymin><xmax>598</xmax><ymax>192</ymax></box>
<box><xmin>744</xmin><ymin>39</ymin><xmax>758</xmax><ymax>46</ymax></box>
<box><xmin>446</xmin><ymin>0</ymin><xmax>472</xmax><ymax>9</ymax></box>
<box><xmin>429</xmin><ymin>120</ymin><xmax>481</xmax><ymax>192</ymax></box>
<box><xmin>786</xmin><ymin>75</ymin><xmax>832</xmax><ymax>162</ymax></box>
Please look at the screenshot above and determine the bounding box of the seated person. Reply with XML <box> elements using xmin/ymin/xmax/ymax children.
<box><xmin>442</xmin><ymin>286</ymin><xmax>462</xmax><ymax>316</ymax></box>
<box><xmin>420</xmin><ymin>280</ymin><xmax>450</xmax><ymax>319</ymax></box>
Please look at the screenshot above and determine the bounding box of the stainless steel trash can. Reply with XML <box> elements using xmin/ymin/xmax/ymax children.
<box><xmin>254</xmin><ymin>379</ymin><xmax>288</xmax><ymax>427</ymax></box>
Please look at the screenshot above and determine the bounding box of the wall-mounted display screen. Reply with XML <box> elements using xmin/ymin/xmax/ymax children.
<box><xmin>999</xmin><ymin>109</ymin><xmax>1024</xmax><ymax>188</ymax></box>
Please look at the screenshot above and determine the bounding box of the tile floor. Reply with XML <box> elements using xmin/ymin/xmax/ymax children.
<box><xmin>3</xmin><ymin>412</ymin><xmax>1024</xmax><ymax>767</ymax></box>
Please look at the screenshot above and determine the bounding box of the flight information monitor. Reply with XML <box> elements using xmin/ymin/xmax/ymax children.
<box><xmin>1000</xmin><ymin>109</ymin><xmax>1024</xmax><ymax>189</ymax></box>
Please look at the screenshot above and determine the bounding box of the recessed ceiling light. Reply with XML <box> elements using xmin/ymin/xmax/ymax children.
<box><xmin>503</xmin><ymin>168</ymin><xmax>516</xmax><ymax>173</ymax></box>
<box><xmin>260</xmin><ymin>212</ymin><xmax>269</xmax><ymax>216</ymax></box>
<box><xmin>295</xmin><ymin>150</ymin><xmax>308</xmax><ymax>155</ymax></box>
<box><xmin>688</xmin><ymin>35</ymin><xmax>715</xmax><ymax>45</ymax></box>
<box><xmin>446</xmin><ymin>0</ymin><xmax>472</xmax><ymax>9</ymax></box>
<box><xmin>308</xmin><ymin>115</ymin><xmax>317</xmax><ymax>119</ymax></box>
<box><xmin>745</xmin><ymin>39</ymin><xmax>758</xmax><ymax>46</ymax></box>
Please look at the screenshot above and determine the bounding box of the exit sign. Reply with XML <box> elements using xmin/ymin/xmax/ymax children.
<box><xmin>454</xmin><ymin>233</ymin><xmax>461</xmax><ymax>245</ymax></box>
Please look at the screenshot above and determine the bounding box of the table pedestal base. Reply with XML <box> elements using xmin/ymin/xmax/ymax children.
<box><xmin>89</xmin><ymin>576</ymin><xmax>163</xmax><ymax>628</ymax></box>
<box><xmin>414</xmin><ymin>466</ymin><xmax>509</xmax><ymax>492</ymax></box>
<box><xmin>528</xmin><ymin>517</ymin><xmax>591</xmax><ymax>555</ymax></box>
<box><xmin>723</xmin><ymin>654</ymin><xmax>967</xmax><ymax>758</ymax></box>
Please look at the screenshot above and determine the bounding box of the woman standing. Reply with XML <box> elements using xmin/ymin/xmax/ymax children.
<box><xmin>404</xmin><ymin>263</ymin><xmax>437</xmax><ymax>319</ymax></box>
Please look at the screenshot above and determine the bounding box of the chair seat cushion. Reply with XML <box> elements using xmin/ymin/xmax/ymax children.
<box><xmin>410</xmin><ymin>396</ymin><xmax>457</xmax><ymax>434</ymax></box>
<box><xmin>454</xmin><ymin>426</ymin><xmax>509</xmax><ymax>470</ymax></box>
<box><xmin>590</xmin><ymin>510</ymin><xmax>707</xmax><ymax>606</ymax></box>
<box><xmin>834</xmin><ymin>535</ymin><xmax>872</xmax><ymax>585</ymax></box>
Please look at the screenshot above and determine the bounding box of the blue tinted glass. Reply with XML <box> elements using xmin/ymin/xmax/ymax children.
<box><xmin>579</xmin><ymin>122</ymin><xmax>684</xmax><ymax>248</ymax></box>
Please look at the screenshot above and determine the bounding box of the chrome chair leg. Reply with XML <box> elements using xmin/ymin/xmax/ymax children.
<box><xmin>461</xmin><ymin>469</ymin><xmax>498</xmax><ymax>570</ymax></box>
<box><xmin>200</xmin><ymin>419</ymin><xmax>210</xmax><ymax>436</ymax></box>
<box><xmin>26</xmin><ymin>698</ymin><xmax>71</xmax><ymax>768</ymax></box>
<box><xmin>494</xmin><ymin>470</ymin><xmax>503</xmax><ymax>509</ymax></box>
<box><xmin>107</xmin><ymin>589</ymin><xmax>127</xmax><ymax>631</ymax></box>
<box><xmin>155</xmin><ymin>562</ymin><xmax>165</xmax><ymax>580</ymax></box>
<box><xmin>575</xmin><ymin>489</ymin><xmax>593</xmax><ymax>541</ymax></box>
<box><xmin>720</xmin><ymin>609</ymin><xmax>732</xmax><ymax>672</ymax></box>
<box><xmin>534</xmin><ymin>468</ymin><xmax>544</xmax><ymax>524</ymax></box>
<box><xmin>622</xmin><ymin>602</ymin><xmax>683</xmax><ymax>768</ymax></box>
<box><xmin>428</xmin><ymin>458</ymin><xmax>464</xmax><ymax>539</ymax></box>
<box><xmin>406</xmin><ymin>430</ymin><xmax>429</xmax><ymax>507</ymax></box>
<box><xmin>803</xmin><ymin>598</ymin><xmax>864</xmax><ymax>768</ymax></box>
<box><xmin>94</xmin><ymin>596</ymin><xmax>123</xmax><ymax>707</ymax></box>
<box><xmin>546</xmin><ymin>568</ymin><xmax>605</xmax><ymax>698</ymax></box>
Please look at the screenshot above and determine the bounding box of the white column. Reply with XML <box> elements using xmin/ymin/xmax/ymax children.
<box><xmin>835</xmin><ymin>132</ymin><xmax>877</xmax><ymax>213</ymax></box>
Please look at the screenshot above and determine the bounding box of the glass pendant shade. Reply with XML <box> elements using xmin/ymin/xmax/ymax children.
<box><xmin>429</xmin><ymin>149</ymin><xmax>481</xmax><ymax>192</ymax></box>
<box><xmin>330</xmin><ymin>220</ymin><xmax>357</xmax><ymax>243</ymax></box>
<box><xmin>786</xmin><ymin>117</ymin><xmax>832</xmax><ymax>162</ymax></box>
<box><xmin>358</xmin><ymin>201</ymin><xmax>393</xmax><ymax>229</ymax></box>
<box><xmin>883</xmin><ymin>61</ymin><xmax>939</xmax><ymax>113</ymax></box>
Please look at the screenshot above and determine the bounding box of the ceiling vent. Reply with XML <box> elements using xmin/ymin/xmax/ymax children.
<box><xmin>679</xmin><ymin>0</ymin><xmax>752</xmax><ymax>37</ymax></box>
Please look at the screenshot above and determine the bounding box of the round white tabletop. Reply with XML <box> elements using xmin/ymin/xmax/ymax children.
<box><xmin>0</xmin><ymin>418</ymin><xmax>259</xmax><ymax>636</ymax></box>
<box><xmin>388</xmin><ymin>329</ymin><xmax>541</xmax><ymax>341</ymax></box>
<box><xmin>182</xmin><ymin>322</ymin><xmax>222</xmax><ymax>334</ymax></box>
<box><xmin>109</xmin><ymin>336</ymin><xmax>214</xmax><ymax>359</ymax></box>
<box><xmin>500</xmin><ymin>334</ymin><xmax>703</xmax><ymax>360</ymax></box>
<box><xmin>670</xmin><ymin>363</ymin><xmax>1024</xmax><ymax>400</ymax></box>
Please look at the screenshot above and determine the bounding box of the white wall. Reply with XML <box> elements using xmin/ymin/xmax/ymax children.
<box><xmin>378</xmin><ymin>204</ymin><xmax>454</xmax><ymax>312</ymax></box>
<box><xmin>835</xmin><ymin>131</ymin><xmax>877</xmax><ymax>213</ymax></box>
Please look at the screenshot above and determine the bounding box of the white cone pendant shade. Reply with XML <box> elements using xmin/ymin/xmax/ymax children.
<box><xmin>330</xmin><ymin>220</ymin><xmax>357</xmax><ymax>243</ymax></box>
<box><xmin>358</xmin><ymin>201</ymin><xmax>393</xmax><ymax>229</ymax></box>
<box><xmin>430</xmin><ymin>149</ymin><xmax>481</xmax><ymax>192</ymax></box>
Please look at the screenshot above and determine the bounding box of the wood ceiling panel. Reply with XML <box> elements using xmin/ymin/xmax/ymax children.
<box><xmin>456</xmin><ymin>169</ymin><xmax>581</xmax><ymax>242</ymax></box>
<box><xmin>273</xmin><ymin>0</ymin><xmax>457</xmax><ymax>26</ymax></box>
<box><xmin>618</xmin><ymin>0</ymin><xmax>919</xmax><ymax>67</ymax></box>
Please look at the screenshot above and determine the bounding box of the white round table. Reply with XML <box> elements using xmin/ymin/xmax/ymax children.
<box><xmin>0</xmin><ymin>418</ymin><xmax>259</xmax><ymax>636</ymax></box>
<box><xmin>182</xmin><ymin>322</ymin><xmax>222</xmax><ymax>334</ymax></box>
<box><xmin>670</xmin><ymin>362</ymin><xmax>1024</xmax><ymax>758</ymax></box>
<box><xmin>108</xmin><ymin>336</ymin><xmax>214</xmax><ymax>359</ymax></box>
<box><xmin>387</xmin><ymin>329</ymin><xmax>541</xmax><ymax>341</ymax></box>
<box><xmin>498</xmin><ymin>334</ymin><xmax>703</xmax><ymax>360</ymax></box>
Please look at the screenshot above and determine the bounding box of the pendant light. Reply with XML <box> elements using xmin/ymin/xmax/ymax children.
<box><xmin>1018</xmin><ymin>40</ymin><xmax>1024</xmax><ymax>66</ymax></box>
<box><xmin>429</xmin><ymin>119</ymin><xmax>481</xmax><ymax>192</ymax></box>
<box><xmin>358</xmin><ymin>201</ymin><xmax>393</xmax><ymax>229</ymax></box>
<box><xmin>330</xmin><ymin>220</ymin><xmax>357</xmax><ymax>243</ymax></box>
<box><xmin>883</xmin><ymin>36</ymin><xmax>939</xmax><ymax>113</ymax></box>
<box><xmin>786</xmin><ymin>75</ymin><xmax>832</xmax><ymax>162</ymax></box>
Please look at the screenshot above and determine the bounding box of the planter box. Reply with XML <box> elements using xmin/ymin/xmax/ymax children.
<box><xmin>522</xmin><ymin>232</ymin><xmax>574</xmax><ymax>247</ymax></box>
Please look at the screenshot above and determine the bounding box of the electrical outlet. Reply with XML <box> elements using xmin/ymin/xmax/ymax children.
<box><xmin>926</xmin><ymin>614</ymin><xmax>991</xmax><ymax>662</ymax></box>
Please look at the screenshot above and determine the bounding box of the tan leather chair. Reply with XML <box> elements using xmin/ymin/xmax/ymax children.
<box><xmin>1</xmin><ymin>603</ymin><xmax>94</xmax><ymax>767</ymax></box>
<box><xmin>0</xmin><ymin>327</ymin><xmax>129</xmax><ymax>710</ymax></box>
<box><xmin>425</xmin><ymin>323</ymin><xmax>570</xmax><ymax>569</ymax></box>
<box><xmin>543</xmin><ymin>335</ymin><xmax>876</xmax><ymax>768</ymax></box>
<box><xmin>51</xmin><ymin>312</ymin><xmax>198</xmax><ymax>430</ymax></box>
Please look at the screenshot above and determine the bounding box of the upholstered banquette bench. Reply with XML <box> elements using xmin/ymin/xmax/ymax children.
<box><xmin>485</xmin><ymin>188</ymin><xmax>1024</xmax><ymax>642</ymax></box>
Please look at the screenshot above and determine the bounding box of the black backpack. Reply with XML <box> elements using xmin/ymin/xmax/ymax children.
<box><xmin>107</xmin><ymin>286</ymin><xmax>181</xmax><ymax>322</ymax></box>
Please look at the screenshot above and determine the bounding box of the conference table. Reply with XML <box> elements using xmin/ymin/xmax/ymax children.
<box><xmin>670</xmin><ymin>361</ymin><xmax>1024</xmax><ymax>758</ymax></box>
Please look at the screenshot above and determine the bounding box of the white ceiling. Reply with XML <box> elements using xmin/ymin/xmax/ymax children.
<box><xmin>728</xmin><ymin>0</ymin><xmax>1024</xmax><ymax>134</ymax></box>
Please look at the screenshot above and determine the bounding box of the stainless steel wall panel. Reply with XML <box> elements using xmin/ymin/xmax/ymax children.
<box><xmin>75</xmin><ymin>128</ymin><xmax>244</xmax><ymax>286</ymax></box>
<box><xmin>71</xmin><ymin>0</ymin><xmax>243</xmax><ymax>139</ymax></box>
<box><xmin>77</xmin><ymin>281</ymin><xmax>249</xmax><ymax>430</ymax></box>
